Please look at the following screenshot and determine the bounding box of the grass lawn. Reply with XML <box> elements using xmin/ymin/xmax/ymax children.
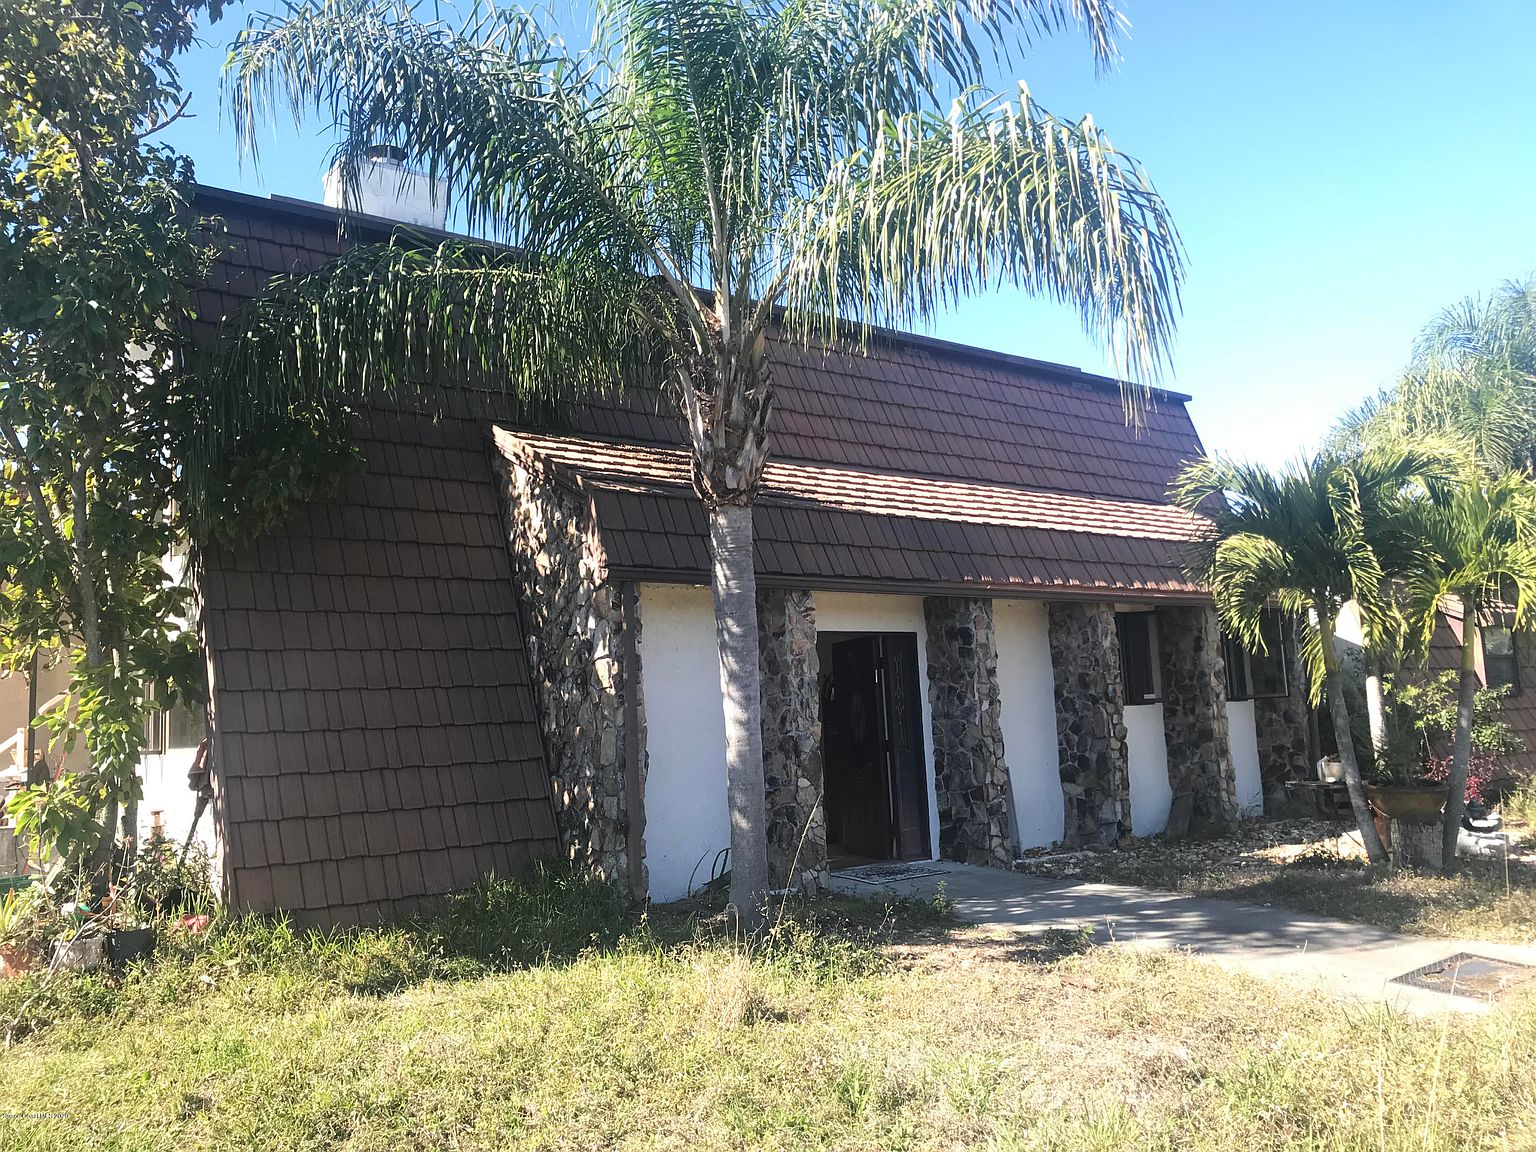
<box><xmin>1018</xmin><ymin>817</ymin><xmax>1536</xmax><ymax>943</ymax></box>
<box><xmin>1</xmin><ymin>868</ymin><xmax>1534</xmax><ymax>1150</ymax></box>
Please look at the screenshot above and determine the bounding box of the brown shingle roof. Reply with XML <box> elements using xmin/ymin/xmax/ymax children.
<box><xmin>190</xmin><ymin>186</ymin><xmax>1208</xmax><ymax>512</ymax></box>
<box><xmin>494</xmin><ymin>428</ymin><xmax>1205</xmax><ymax>598</ymax></box>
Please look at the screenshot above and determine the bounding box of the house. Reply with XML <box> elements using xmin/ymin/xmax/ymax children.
<box><xmin>4</xmin><ymin>171</ymin><xmax>1319</xmax><ymax>921</ymax></box>
<box><xmin>1333</xmin><ymin>597</ymin><xmax>1536</xmax><ymax>779</ymax></box>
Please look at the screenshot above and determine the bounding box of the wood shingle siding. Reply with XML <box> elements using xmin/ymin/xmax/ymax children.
<box><xmin>200</xmin><ymin>411</ymin><xmax>559</xmax><ymax>926</ymax></box>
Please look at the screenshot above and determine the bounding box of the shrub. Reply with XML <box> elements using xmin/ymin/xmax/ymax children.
<box><xmin>1423</xmin><ymin>752</ymin><xmax>1505</xmax><ymax>806</ymax></box>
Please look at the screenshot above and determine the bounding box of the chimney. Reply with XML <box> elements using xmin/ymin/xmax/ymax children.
<box><xmin>322</xmin><ymin>144</ymin><xmax>448</xmax><ymax>230</ymax></box>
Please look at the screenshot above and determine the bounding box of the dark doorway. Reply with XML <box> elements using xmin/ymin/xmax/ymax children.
<box><xmin>820</xmin><ymin>632</ymin><xmax>930</xmax><ymax>865</ymax></box>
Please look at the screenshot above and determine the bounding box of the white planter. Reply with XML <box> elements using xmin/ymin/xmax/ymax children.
<box><xmin>1317</xmin><ymin>758</ymin><xmax>1345</xmax><ymax>783</ymax></box>
<box><xmin>51</xmin><ymin>936</ymin><xmax>105</xmax><ymax>973</ymax></box>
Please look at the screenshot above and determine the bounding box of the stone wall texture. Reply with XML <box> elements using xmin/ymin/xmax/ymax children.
<box><xmin>1047</xmin><ymin>602</ymin><xmax>1131</xmax><ymax>846</ymax></box>
<box><xmin>757</xmin><ymin>589</ymin><xmax>826</xmax><ymax>888</ymax></box>
<box><xmin>496</xmin><ymin>453</ymin><xmax>643</xmax><ymax>896</ymax></box>
<box><xmin>1156</xmin><ymin>605</ymin><xmax>1238</xmax><ymax>829</ymax></box>
<box><xmin>1253</xmin><ymin>622</ymin><xmax>1312</xmax><ymax>797</ymax></box>
<box><xmin>923</xmin><ymin>597</ymin><xmax>1015</xmax><ymax>866</ymax></box>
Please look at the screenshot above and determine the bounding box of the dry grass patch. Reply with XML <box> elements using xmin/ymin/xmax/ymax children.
<box><xmin>0</xmin><ymin>878</ymin><xmax>1533</xmax><ymax>1150</ymax></box>
<box><xmin>1019</xmin><ymin>817</ymin><xmax>1536</xmax><ymax>942</ymax></box>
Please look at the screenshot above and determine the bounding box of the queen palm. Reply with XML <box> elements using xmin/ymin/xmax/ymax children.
<box><xmin>1337</xmin><ymin>277</ymin><xmax>1536</xmax><ymax>476</ymax></box>
<box><xmin>1174</xmin><ymin>449</ymin><xmax>1444</xmax><ymax>869</ymax></box>
<box><xmin>209</xmin><ymin>0</ymin><xmax>1183</xmax><ymax>923</ymax></box>
<box><xmin>1398</xmin><ymin>469</ymin><xmax>1536</xmax><ymax>870</ymax></box>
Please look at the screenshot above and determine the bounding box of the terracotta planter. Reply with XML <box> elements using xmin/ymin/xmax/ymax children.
<box><xmin>0</xmin><ymin>945</ymin><xmax>36</xmax><ymax>979</ymax></box>
<box><xmin>1365</xmin><ymin>783</ymin><xmax>1449</xmax><ymax>825</ymax></box>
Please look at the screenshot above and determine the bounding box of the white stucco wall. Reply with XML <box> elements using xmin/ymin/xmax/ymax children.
<box><xmin>1125</xmin><ymin>703</ymin><xmax>1172</xmax><ymax>835</ymax></box>
<box><xmin>1226</xmin><ymin>700</ymin><xmax>1265</xmax><ymax>817</ymax></box>
<box><xmin>992</xmin><ymin>599</ymin><xmax>1064</xmax><ymax>849</ymax></box>
<box><xmin>636</xmin><ymin>586</ymin><xmax>946</xmax><ymax>901</ymax></box>
<box><xmin>636</xmin><ymin>583</ymin><xmax>731</xmax><ymax>901</ymax></box>
<box><xmin>814</xmin><ymin>592</ymin><xmax>941</xmax><ymax>860</ymax></box>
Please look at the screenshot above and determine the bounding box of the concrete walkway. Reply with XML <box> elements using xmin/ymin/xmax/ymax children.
<box><xmin>827</xmin><ymin>860</ymin><xmax>1536</xmax><ymax>1014</ymax></box>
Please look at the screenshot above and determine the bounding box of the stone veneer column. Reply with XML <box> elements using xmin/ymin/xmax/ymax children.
<box><xmin>1046</xmin><ymin>602</ymin><xmax>1131</xmax><ymax>846</ymax></box>
<box><xmin>495</xmin><ymin>447</ymin><xmax>644</xmax><ymax>897</ymax></box>
<box><xmin>1156</xmin><ymin>604</ymin><xmax>1238</xmax><ymax>829</ymax></box>
<box><xmin>757</xmin><ymin>589</ymin><xmax>826</xmax><ymax>889</ymax></box>
<box><xmin>923</xmin><ymin>597</ymin><xmax>1015</xmax><ymax>866</ymax></box>
<box><xmin>1253</xmin><ymin>622</ymin><xmax>1312</xmax><ymax>801</ymax></box>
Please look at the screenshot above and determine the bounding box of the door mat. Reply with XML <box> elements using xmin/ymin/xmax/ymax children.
<box><xmin>1389</xmin><ymin>952</ymin><xmax>1536</xmax><ymax>1001</ymax></box>
<box><xmin>836</xmin><ymin>862</ymin><xmax>945</xmax><ymax>885</ymax></box>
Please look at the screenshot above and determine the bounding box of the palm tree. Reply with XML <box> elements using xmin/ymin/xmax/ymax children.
<box><xmin>1397</xmin><ymin>469</ymin><xmax>1536</xmax><ymax>870</ymax></box>
<box><xmin>204</xmin><ymin>0</ymin><xmax>1183</xmax><ymax>924</ymax></box>
<box><xmin>1336</xmin><ymin>277</ymin><xmax>1536</xmax><ymax>476</ymax></box>
<box><xmin>1174</xmin><ymin>449</ymin><xmax>1445</xmax><ymax>869</ymax></box>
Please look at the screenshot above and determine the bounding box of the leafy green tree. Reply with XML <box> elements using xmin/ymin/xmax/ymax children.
<box><xmin>205</xmin><ymin>0</ymin><xmax>1184</xmax><ymax>922</ymax></box>
<box><xmin>1174</xmin><ymin>449</ymin><xmax>1444</xmax><ymax>869</ymax></box>
<box><xmin>1396</xmin><ymin>468</ymin><xmax>1536</xmax><ymax>869</ymax></box>
<box><xmin>0</xmin><ymin>0</ymin><xmax>215</xmax><ymax>868</ymax></box>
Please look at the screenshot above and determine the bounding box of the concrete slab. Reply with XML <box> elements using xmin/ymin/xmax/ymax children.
<box><xmin>827</xmin><ymin>861</ymin><xmax>1536</xmax><ymax>1014</ymax></box>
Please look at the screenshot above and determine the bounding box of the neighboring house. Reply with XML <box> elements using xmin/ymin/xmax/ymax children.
<box><xmin>24</xmin><ymin>174</ymin><xmax>1321</xmax><ymax>923</ymax></box>
<box><xmin>1427</xmin><ymin>602</ymin><xmax>1536</xmax><ymax>777</ymax></box>
<box><xmin>1334</xmin><ymin>598</ymin><xmax>1536</xmax><ymax>778</ymax></box>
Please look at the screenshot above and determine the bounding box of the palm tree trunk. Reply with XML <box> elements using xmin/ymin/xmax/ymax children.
<box><xmin>1364</xmin><ymin>649</ymin><xmax>1389</xmax><ymax>766</ymax></box>
<box><xmin>708</xmin><ymin>502</ymin><xmax>769</xmax><ymax>930</ymax></box>
<box><xmin>1318</xmin><ymin>606</ymin><xmax>1389</xmax><ymax>866</ymax></box>
<box><xmin>1441</xmin><ymin>617</ymin><xmax>1478</xmax><ymax>872</ymax></box>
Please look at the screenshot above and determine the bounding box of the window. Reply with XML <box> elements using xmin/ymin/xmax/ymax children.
<box><xmin>1484</xmin><ymin>625</ymin><xmax>1520</xmax><ymax>693</ymax></box>
<box><xmin>1117</xmin><ymin>612</ymin><xmax>1161</xmax><ymax>705</ymax></box>
<box><xmin>1224</xmin><ymin>610</ymin><xmax>1290</xmax><ymax>701</ymax></box>
<box><xmin>142</xmin><ymin>695</ymin><xmax>205</xmax><ymax>754</ymax></box>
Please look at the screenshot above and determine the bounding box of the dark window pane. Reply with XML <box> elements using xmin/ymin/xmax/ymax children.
<box><xmin>1485</xmin><ymin>626</ymin><xmax>1519</xmax><ymax>692</ymax></box>
<box><xmin>1224</xmin><ymin>634</ymin><xmax>1252</xmax><ymax>700</ymax></box>
<box><xmin>1117</xmin><ymin>612</ymin><xmax>1160</xmax><ymax>704</ymax></box>
<box><xmin>165</xmin><ymin>700</ymin><xmax>205</xmax><ymax>749</ymax></box>
<box><xmin>1223</xmin><ymin>610</ymin><xmax>1289</xmax><ymax>701</ymax></box>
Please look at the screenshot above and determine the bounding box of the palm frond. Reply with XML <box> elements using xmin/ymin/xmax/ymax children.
<box><xmin>185</xmin><ymin>235</ymin><xmax>662</xmax><ymax>532</ymax></box>
<box><xmin>775</xmin><ymin>88</ymin><xmax>1182</xmax><ymax>391</ymax></box>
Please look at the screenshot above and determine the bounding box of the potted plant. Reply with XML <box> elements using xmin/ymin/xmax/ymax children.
<box><xmin>0</xmin><ymin>882</ymin><xmax>58</xmax><ymax>978</ymax></box>
<box><xmin>1363</xmin><ymin>765</ymin><xmax>1449</xmax><ymax>824</ymax></box>
<box><xmin>1363</xmin><ymin>678</ymin><xmax>1450</xmax><ymax>825</ymax></box>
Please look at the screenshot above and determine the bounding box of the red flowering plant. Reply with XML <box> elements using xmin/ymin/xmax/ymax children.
<box><xmin>1422</xmin><ymin>753</ymin><xmax>1504</xmax><ymax>806</ymax></box>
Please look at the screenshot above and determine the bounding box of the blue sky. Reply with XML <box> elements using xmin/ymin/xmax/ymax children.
<box><xmin>165</xmin><ymin>1</ymin><xmax>1536</xmax><ymax>465</ymax></box>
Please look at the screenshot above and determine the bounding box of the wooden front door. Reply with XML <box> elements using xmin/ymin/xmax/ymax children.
<box><xmin>828</xmin><ymin>637</ymin><xmax>890</xmax><ymax>859</ymax></box>
<box><xmin>824</xmin><ymin>634</ymin><xmax>931</xmax><ymax>861</ymax></box>
<box><xmin>880</xmin><ymin>634</ymin><xmax>930</xmax><ymax>861</ymax></box>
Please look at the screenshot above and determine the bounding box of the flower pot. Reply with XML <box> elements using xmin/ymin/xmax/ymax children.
<box><xmin>1317</xmin><ymin>758</ymin><xmax>1345</xmax><ymax>783</ymax></box>
<box><xmin>50</xmin><ymin>936</ymin><xmax>105</xmax><ymax>973</ymax></box>
<box><xmin>1364</xmin><ymin>783</ymin><xmax>1449</xmax><ymax>825</ymax></box>
<box><xmin>0</xmin><ymin>945</ymin><xmax>36</xmax><ymax>979</ymax></box>
<box><xmin>107</xmin><ymin>927</ymin><xmax>156</xmax><ymax>966</ymax></box>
